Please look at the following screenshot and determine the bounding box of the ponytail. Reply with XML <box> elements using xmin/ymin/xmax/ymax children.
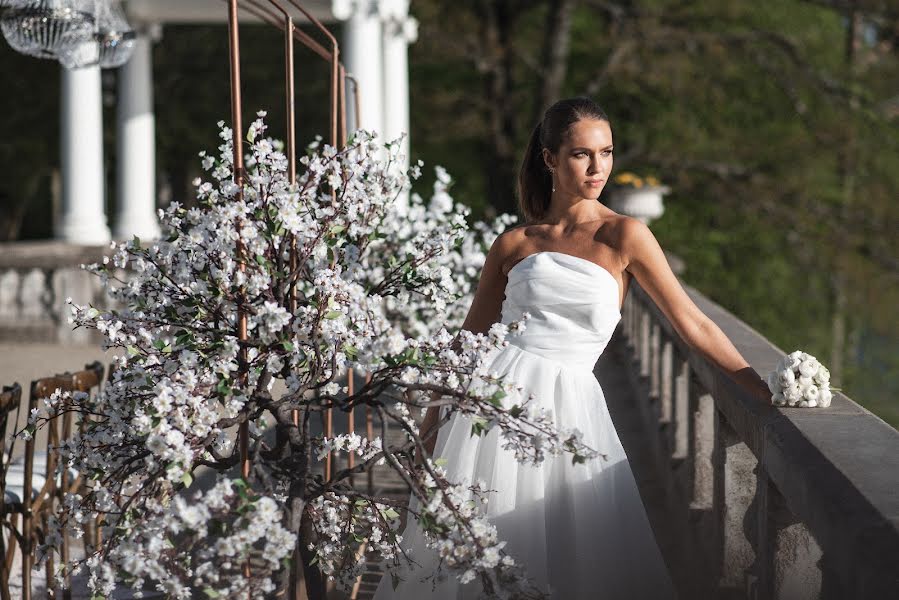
<box><xmin>516</xmin><ymin>97</ymin><xmax>611</xmax><ymax>223</ymax></box>
<box><xmin>517</xmin><ymin>122</ymin><xmax>552</xmax><ymax>223</ymax></box>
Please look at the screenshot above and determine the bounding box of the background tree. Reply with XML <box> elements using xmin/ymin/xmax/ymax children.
<box><xmin>0</xmin><ymin>1</ymin><xmax>895</xmax><ymax>424</ymax></box>
<box><xmin>408</xmin><ymin>0</ymin><xmax>899</xmax><ymax>425</ymax></box>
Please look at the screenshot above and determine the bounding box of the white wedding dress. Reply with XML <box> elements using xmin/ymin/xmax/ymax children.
<box><xmin>373</xmin><ymin>251</ymin><xmax>678</xmax><ymax>599</ymax></box>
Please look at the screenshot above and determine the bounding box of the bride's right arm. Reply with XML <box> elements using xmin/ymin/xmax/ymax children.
<box><xmin>418</xmin><ymin>232</ymin><xmax>516</xmax><ymax>458</ymax></box>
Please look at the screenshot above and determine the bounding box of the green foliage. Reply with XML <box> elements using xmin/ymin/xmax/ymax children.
<box><xmin>407</xmin><ymin>0</ymin><xmax>899</xmax><ymax>426</ymax></box>
<box><xmin>0</xmin><ymin>1</ymin><xmax>894</xmax><ymax>424</ymax></box>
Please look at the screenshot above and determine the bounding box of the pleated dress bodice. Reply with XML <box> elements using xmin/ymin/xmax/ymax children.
<box><xmin>501</xmin><ymin>251</ymin><xmax>622</xmax><ymax>370</ymax></box>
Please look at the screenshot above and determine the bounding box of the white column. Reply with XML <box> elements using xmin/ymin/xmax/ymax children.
<box><xmin>58</xmin><ymin>64</ymin><xmax>111</xmax><ymax>244</ymax></box>
<box><xmin>114</xmin><ymin>30</ymin><xmax>161</xmax><ymax>240</ymax></box>
<box><xmin>381</xmin><ymin>0</ymin><xmax>418</xmax><ymax>168</ymax></box>
<box><xmin>333</xmin><ymin>0</ymin><xmax>384</xmax><ymax>139</ymax></box>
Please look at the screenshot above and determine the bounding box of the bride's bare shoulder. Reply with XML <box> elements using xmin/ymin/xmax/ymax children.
<box><xmin>610</xmin><ymin>213</ymin><xmax>669</xmax><ymax>270</ymax></box>
<box><xmin>490</xmin><ymin>223</ymin><xmax>529</xmax><ymax>253</ymax></box>
<box><xmin>489</xmin><ymin>224</ymin><xmax>533</xmax><ymax>273</ymax></box>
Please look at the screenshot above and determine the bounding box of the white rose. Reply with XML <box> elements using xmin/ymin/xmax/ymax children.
<box><xmin>819</xmin><ymin>388</ymin><xmax>832</xmax><ymax>408</ymax></box>
<box><xmin>813</xmin><ymin>367</ymin><xmax>830</xmax><ymax>385</ymax></box>
<box><xmin>785</xmin><ymin>352</ymin><xmax>802</xmax><ymax>369</ymax></box>
<box><xmin>798</xmin><ymin>359</ymin><xmax>818</xmax><ymax>378</ymax></box>
<box><xmin>784</xmin><ymin>382</ymin><xmax>802</xmax><ymax>404</ymax></box>
<box><xmin>804</xmin><ymin>384</ymin><xmax>820</xmax><ymax>403</ymax></box>
<box><xmin>798</xmin><ymin>375</ymin><xmax>813</xmax><ymax>389</ymax></box>
<box><xmin>778</xmin><ymin>368</ymin><xmax>796</xmax><ymax>387</ymax></box>
<box><xmin>771</xmin><ymin>392</ymin><xmax>786</xmax><ymax>406</ymax></box>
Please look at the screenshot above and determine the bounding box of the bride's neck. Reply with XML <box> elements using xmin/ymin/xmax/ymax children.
<box><xmin>542</xmin><ymin>196</ymin><xmax>604</xmax><ymax>228</ymax></box>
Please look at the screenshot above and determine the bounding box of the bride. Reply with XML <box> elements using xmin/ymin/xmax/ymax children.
<box><xmin>373</xmin><ymin>96</ymin><xmax>773</xmax><ymax>599</ymax></box>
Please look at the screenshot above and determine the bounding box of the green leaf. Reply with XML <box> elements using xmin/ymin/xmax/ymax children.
<box><xmin>132</xmin><ymin>235</ymin><xmax>141</xmax><ymax>249</ymax></box>
<box><xmin>204</xmin><ymin>588</ymin><xmax>221</xmax><ymax>598</ymax></box>
<box><xmin>434</xmin><ymin>457</ymin><xmax>448</xmax><ymax>467</ymax></box>
<box><xmin>469</xmin><ymin>417</ymin><xmax>488</xmax><ymax>437</ymax></box>
<box><xmin>324</xmin><ymin>310</ymin><xmax>342</xmax><ymax>319</ymax></box>
<box><xmin>182</xmin><ymin>472</ymin><xmax>193</xmax><ymax>488</ymax></box>
<box><xmin>329</xmin><ymin>224</ymin><xmax>345</xmax><ymax>235</ymax></box>
<box><xmin>488</xmin><ymin>389</ymin><xmax>507</xmax><ymax>408</ymax></box>
<box><xmin>216</xmin><ymin>379</ymin><xmax>232</xmax><ymax>396</ymax></box>
<box><xmin>282</xmin><ymin>341</ymin><xmax>295</xmax><ymax>352</ymax></box>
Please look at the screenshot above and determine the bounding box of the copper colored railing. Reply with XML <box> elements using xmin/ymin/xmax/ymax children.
<box><xmin>224</xmin><ymin>1</ymin><xmax>370</xmax><ymax>596</ymax></box>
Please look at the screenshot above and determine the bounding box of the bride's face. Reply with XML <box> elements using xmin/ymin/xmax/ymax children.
<box><xmin>544</xmin><ymin>118</ymin><xmax>614</xmax><ymax>201</ymax></box>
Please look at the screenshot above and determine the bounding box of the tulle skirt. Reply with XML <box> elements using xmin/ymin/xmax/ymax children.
<box><xmin>372</xmin><ymin>342</ymin><xmax>678</xmax><ymax>599</ymax></box>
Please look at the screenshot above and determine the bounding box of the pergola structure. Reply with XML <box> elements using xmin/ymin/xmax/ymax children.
<box><xmin>59</xmin><ymin>0</ymin><xmax>417</xmax><ymax>244</ymax></box>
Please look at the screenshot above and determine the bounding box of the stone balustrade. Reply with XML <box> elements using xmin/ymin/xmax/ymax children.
<box><xmin>0</xmin><ymin>241</ymin><xmax>109</xmax><ymax>343</ymax></box>
<box><xmin>615</xmin><ymin>272</ymin><xmax>899</xmax><ymax>599</ymax></box>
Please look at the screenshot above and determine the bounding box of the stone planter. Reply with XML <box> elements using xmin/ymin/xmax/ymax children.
<box><xmin>606</xmin><ymin>185</ymin><xmax>670</xmax><ymax>225</ymax></box>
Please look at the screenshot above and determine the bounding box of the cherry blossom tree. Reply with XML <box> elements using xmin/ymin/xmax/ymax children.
<box><xmin>22</xmin><ymin>114</ymin><xmax>600</xmax><ymax>600</ymax></box>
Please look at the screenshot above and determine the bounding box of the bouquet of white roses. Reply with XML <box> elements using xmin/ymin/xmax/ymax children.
<box><xmin>766</xmin><ymin>350</ymin><xmax>839</xmax><ymax>408</ymax></box>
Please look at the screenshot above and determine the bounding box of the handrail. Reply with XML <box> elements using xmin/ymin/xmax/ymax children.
<box><xmin>620</xmin><ymin>275</ymin><xmax>899</xmax><ymax>596</ymax></box>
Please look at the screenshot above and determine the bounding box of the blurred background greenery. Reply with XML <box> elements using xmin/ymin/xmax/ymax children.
<box><xmin>0</xmin><ymin>0</ymin><xmax>896</xmax><ymax>426</ymax></box>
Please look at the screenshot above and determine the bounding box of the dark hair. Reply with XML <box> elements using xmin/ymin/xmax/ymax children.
<box><xmin>517</xmin><ymin>97</ymin><xmax>610</xmax><ymax>223</ymax></box>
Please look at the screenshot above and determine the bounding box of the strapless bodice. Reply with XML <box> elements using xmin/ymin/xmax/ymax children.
<box><xmin>500</xmin><ymin>251</ymin><xmax>622</xmax><ymax>370</ymax></box>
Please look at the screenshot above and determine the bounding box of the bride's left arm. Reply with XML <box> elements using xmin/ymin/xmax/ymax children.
<box><xmin>619</xmin><ymin>217</ymin><xmax>773</xmax><ymax>406</ymax></box>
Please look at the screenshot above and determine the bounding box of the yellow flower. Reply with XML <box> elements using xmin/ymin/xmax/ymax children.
<box><xmin>613</xmin><ymin>171</ymin><xmax>664</xmax><ymax>188</ymax></box>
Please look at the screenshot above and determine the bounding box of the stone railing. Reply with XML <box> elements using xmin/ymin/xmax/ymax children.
<box><xmin>614</xmin><ymin>272</ymin><xmax>899</xmax><ymax>599</ymax></box>
<box><xmin>0</xmin><ymin>241</ymin><xmax>109</xmax><ymax>343</ymax></box>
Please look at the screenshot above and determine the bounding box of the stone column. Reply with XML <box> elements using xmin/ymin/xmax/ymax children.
<box><xmin>717</xmin><ymin>420</ymin><xmax>758</xmax><ymax>595</ymax></box>
<box><xmin>754</xmin><ymin>468</ymin><xmax>824</xmax><ymax>600</ymax></box>
<box><xmin>114</xmin><ymin>27</ymin><xmax>162</xmax><ymax>241</ymax></box>
<box><xmin>380</xmin><ymin>0</ymin><xmax>418</xmax><ymax>167</ymax></box>
<box><xmin>58</xmin><ymin>65</ymin><xmax>111</xmax><ymax>244</ymax></box>
<box><xmin>333</xmin><ymin>0</ymin><xmax>384</xmax><ymax>139</ymax></box>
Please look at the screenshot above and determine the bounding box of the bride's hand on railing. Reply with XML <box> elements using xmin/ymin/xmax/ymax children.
<box><xmin>750</xmin><ymin>377</ymin><xmax>774</xmax><ymax>406</ymax></box>
<box><xmin>731</xmin><ymin>366</ymin><xmax>774</xmax><ymax>406</ymax></box>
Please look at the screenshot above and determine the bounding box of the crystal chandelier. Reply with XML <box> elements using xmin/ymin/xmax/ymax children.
<box><xmin>94</xmin><ymin>0</ymin><xmax>134</xmax><ymax>69</ymax></box>
<box><xmin>1</xmin><ymin>0</ymin><xmax>136</xmax><ymax>69</ymax></box>
<box><xmin>0</xmin><ymin>0</ymin><xmax>96</xmax><ymax>60</ymax></box>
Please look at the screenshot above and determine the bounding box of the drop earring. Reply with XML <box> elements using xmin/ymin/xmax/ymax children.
<box><xmin>549</xmin><ymin>167</ymin><xmax>556</xmax><ymax>193</ymax></box>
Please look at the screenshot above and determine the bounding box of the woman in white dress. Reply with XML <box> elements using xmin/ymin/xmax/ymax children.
<box><xmin>373</xmin><ymin>97</ymin><xmax>774</xmax><ymax>599</ymax></box>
